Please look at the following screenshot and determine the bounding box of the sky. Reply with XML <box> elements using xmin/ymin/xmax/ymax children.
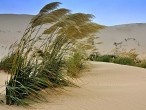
<box><xmin>0</xmin><ymin>0</ymin><xmax>146</xmax><ymax>26</ymax></box>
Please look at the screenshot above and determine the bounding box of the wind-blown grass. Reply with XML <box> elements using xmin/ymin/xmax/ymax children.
<box><xmin>137</xmin><ymin>60</ymin><xmax>146</xmax><ymax>68</ymax></box>
<box><xmin>0</xmin><ymin>54</ymin><xmax>15</xmax><ymax>72</ymax></box>
<box><xmin>65</xmin><ymin>51</ymin><xmax>85</xmax><ymax>78</ymax></box>
<box><xmin>112</xmin><ymin>56</ymin><xmax>135</xmax><ymax>65</ymax></box>
<box><xmin>0</xmin><ymin>2</ymin><xmax>103</xmax><ymax>105</ymax></box>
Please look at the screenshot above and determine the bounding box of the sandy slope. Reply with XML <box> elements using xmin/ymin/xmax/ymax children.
<box><xmin>96</xmin><ymin>23</ymin><xmax>146</xmax><ymax>58</ymax></box>
<box><xmin>0</xmin><ymin>14</ymin><xmax>32</xmax><ymax>59</ymax></box>
<box><xmin>0</xmin><ymin>61</ymin><xmax>146</xmax><ymax>110</ymax></box>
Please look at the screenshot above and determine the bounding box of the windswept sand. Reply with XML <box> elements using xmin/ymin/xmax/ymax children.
<box><xmin>0</xmin><ymin>62</ymin><xmax>146</xmax><ymax>110</ymax></box>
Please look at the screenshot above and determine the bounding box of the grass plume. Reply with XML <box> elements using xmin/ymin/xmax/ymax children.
<box><xmin>0</xmin><ymin>2</ymin><xmax>103</xmax><ymax>105</ymax></box>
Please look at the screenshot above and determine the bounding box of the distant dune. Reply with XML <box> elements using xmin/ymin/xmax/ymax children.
<box><xmin>0</xmin><ymin>14</ymin><xmax>33</xmax><ymax>43</ymax></box>
<box><xmin>0</xmin><ymin>14</ymin><xmax>146</xmax><ymax>58</ymax></box>
<box><xmin>96</xmin><ymin>23</ymin><xmax>146</xmax><ymax>58</ymax></box>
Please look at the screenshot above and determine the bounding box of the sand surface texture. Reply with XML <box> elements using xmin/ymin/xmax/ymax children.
<box><xmin>0</xmin><ymin>62</ymin><xmax>146</xmax><ymax>110</ymax></box>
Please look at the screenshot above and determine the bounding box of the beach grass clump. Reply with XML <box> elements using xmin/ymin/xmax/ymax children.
<box><xmin>2</xmin><ymin>2</ymin><xmax>103</xmax><ymax>105</ymax></box>
<box><xmin>88</xmin><ymin>49</ymin><xmax>146</xmax><ymax>69</ymax></box>
<box><xmin>137</xmin><ymin>60</ymin><xmax>146</xmax><ymax>68</ymax></box>
<box><xmin>88</xmin><ymin>52</ymin><xmax>100</xmax><ymax>61</ymax></box>
<box><xmin>6</xmin><ymin>63</ymin><xmax>50</xmax><ymax>105</ymax></box>
<box><xmin>88</xmin><ymin>53</ymin><xmax>116</xmax><ymax>62</ymax></box>
<box><xmin>65</xmin><ymin>51</ymin><xmax>85</xmax><ymax>78</ymax></box>
<box><xmin>111</xmin><ymin>49</ymin><xmax>137</xmax><ymax>65</ymax></box>
<box><xmin>36</xmin><ymin>42</ymin><xmax>73</xmax><ymax>87</ymax></box>
<box><xmin>0</xmin><ymin>53</ymin><xmax>24</xmax><ymax>72</ymax></box>
<box><xmin>112</xmin><ymin>56</ymin><xmax>135</xmax><ymax>65</ymax></box>
<box><xmin>0</xmin><ymin>54</ymin><xmax>14</xmax><ymax>72</ymax></box>
<box><xmin>96</xmin><ymin>55</ymin><xmax>116</xmax><ymax>62</ymax></box>
<box><xmin>88</xmin><ymin>52</ymin><xmax>135</xmax><ymax>66</ymax></box>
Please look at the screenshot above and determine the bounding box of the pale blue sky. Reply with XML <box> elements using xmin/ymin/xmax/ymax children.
<box><xmin>0</xmin><ymin>0</ymin><xmax>146</xmax><ymax>26</ymax></box>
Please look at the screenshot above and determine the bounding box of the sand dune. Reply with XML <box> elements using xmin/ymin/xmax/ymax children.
<box><xmin>0</xmin><ymin>14</ymin><xmax>32</xmax><ymax>59</ymax></box>
<box><xmin>96</xmin><ymin>23</ymin><xmax>146</xmax><ymax>58</ymax></box>
<box><xmin>0</xmin><ymin>14</ymin><xmax>146</xmax><ymax>58</ymax></box>
<box><xmin>0</xmin><ymin>14</ymin><xmax>146</xmax><ymax>110</ymax></box>
<box><xmin>0</xmin><ymin>62</ymin><xmax>146</xmax><ymax>110</ymax></box>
